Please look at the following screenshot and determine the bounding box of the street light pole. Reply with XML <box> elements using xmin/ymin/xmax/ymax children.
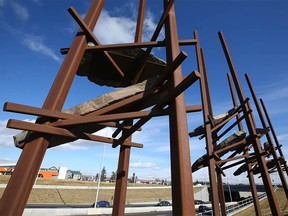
<box><xmin>94</xmin><ymin>142</ymin><xmax>107</xmax><ymax>208</ymax></box>
<box><xmin>226</xmin><ymin>177</ymin><xmax>232</xmax><ymax>202</ymax></box>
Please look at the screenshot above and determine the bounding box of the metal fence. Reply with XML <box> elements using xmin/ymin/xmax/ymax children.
<box><xmin>197</xmin><ymin>186</ymin><xmax>278</xmax><ymax>215</ymax></box>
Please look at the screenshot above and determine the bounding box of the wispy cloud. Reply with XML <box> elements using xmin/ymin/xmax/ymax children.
<box><xmin>9</xmin><ymin>1</ymin><xmax>29</xmax><ymax>21</ymax></box>
<box><xmin>22</xmin><ymin>35</ymin><xmax>62</xmax><ymax>63</ymax></box>
<box><xmin>130</xmin><ymin>162</ymin><xmax>156</xmax><ymax>169</ymax></box>
<box><xmin>0</xmin><ymin>157</ymin><xmax>17</xmax><ymax>164</ymax></box>
<box><xmin>54</xmin><ymin>127</ymin><xmax>114</xmax><ymax>150</ymax></box>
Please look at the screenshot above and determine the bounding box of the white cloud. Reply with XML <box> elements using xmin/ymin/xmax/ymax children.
<box><xmin>277</xmin><ymin>133</ymin><xmax>288</xmax><ymax>142</ymax></box>
<box><xmin>22</xmin><ymin>35</ymin><xmax>61</xmax><ymax>63</ymax></box>
<box><xmin>94</xmin><ymin>8</ymin><xmax>161</xmax><ymax>44</ymax></box>
<box><xmin>0</xmin><ymin>120</ymin><xmax>19</xmax><ymax>147</ymax></box>
<box><xmin>130</xmin><ymin>162</ymin><xmax>156</xmax><ymax>169</ymax></box>
<box><xmin>54</xmin><ymin>127</ymin><xmax>115</xmax><ymax>150</ymax></box>
<box><xmin>9</xmin><ymin>2</ymin><xmax>29</xmax><ymax>21</ymax></box>
<box><xmin>0</xmin><ymin>157</ymin><xmax>17</xmax><ymax>164</ymax></box>
<box><xmin>94</xmin><ymin>10</ymin><xmax>136</xmax><ymax>44</ymax></box>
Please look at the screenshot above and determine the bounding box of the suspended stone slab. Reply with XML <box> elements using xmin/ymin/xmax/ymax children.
<box><xmin>77</xmin><ymin>48</ymin><xmax>166</xmax><ymax>87</ymax></box>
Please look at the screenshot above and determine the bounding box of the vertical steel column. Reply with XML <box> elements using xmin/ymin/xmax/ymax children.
<box><xmin>201</xmin><ymin>48</ymin><xmax>225</xmax><ymax>215</ymax></box>
<box><xmin>227</xmin><ymin>73</ymin><xmax>262</xmax><ymax>216</ymax></box>
<box><xmin>260</xmin><ymin>98</ymin><xmax>288</xmax><ymax>177</ymax></box>
<box><xmin>164</xmin><ymin>1</ymin><xmax>195</xmax><ymax>215</ymax></box>
<box><xmin>112</xmin><ymin>143</ymin><xmax>131</xmax><ymax>216</ymax></box>
<box><xmin>0</xmin><ymin>1</ymin><xmax>105</xmax><ymax>215</ymax></box>
<box><xmin>113</xmin><ymin>2</ymin><xmax>146</xmax><ymax>214</ymax></box>
<box><xmin>245</xmin><ymin>73</ymin><xmax>288</xmax><ymax>199</ymax></box>
<box><xmin>218</xmin><ymin>31</ymin><xmax>281</xmax><ymax>215</ymax></box>
<box><xmin>194</xmin><ymin>31</ymin><xmax>220</xmax><ymax>215</ymax></box>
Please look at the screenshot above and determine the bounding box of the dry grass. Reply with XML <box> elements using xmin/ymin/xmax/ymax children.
<box><xmin>234</xmin><ymin>188</ymin><xmax>288</xmax><ymax>216</ymax></box>
<box><xmin>0</xmin><ymin>176</ymin><xmax>171</xmax><ymax>204</ymax></box>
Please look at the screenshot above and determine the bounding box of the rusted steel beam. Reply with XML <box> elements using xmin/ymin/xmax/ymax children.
<box><xmin>134</xmin><ymin>0</ymin><xmax>146</xmax><ymax>42</ymax></box>
<box><xmin>197</xmin><ymin>98</ymin><xmax>249</xmax><ymax>141</ymax></box>
<box><xmin>260</xmin><ymin>98</ymin><xmax>288</xmax><ymax>176</ymax></box>
<box><xmin>214</xmin><ymin>139</ymin><xmax>246</xmax><ymax>155</ymax></box>
<box><xmin>74</xmin><ymin>51</ymin><xmax>187</xmax><ymax>120</ymax></box>
<box><xmin>112</xmin><ymin>104</ymin><xmax>202</xmax><ymax>138</ymax></box>
<box><xmin>215</xmin><ymin>154</ymin><xmax>250</xmax><ymax>165</ymax></box>
<box><xmin>53</xmin><ymin>70</ymin><xmax>198</xmax><ymax>148</ymax></box>
<box><xmin>0</xmin><ymin>1</ymin><xmax>106</xmax><ymax>215</ymax></box>
<box><xmin>195</xmin><ymin>30</ymin><xmax>220</xmax><ymax>216</ymax></box>
<box><xmin>113</xmin><ymin>2</ymin><xmax>146</xmax><ymax>212</ymax></box>
<box><xmin>200</xmin><ymin>47</ymin><xmax>226</xmax><ymax>215</ymax></box>
<box><xmin>164</xmin><ymin>1</ymin><xmax>195</xmax><ymax>215</ymax></box>
<box><xmin>60</xmin><ymin>39</ymin><xmax>198</xmax><ymax>54</ymax></box>
<box><xmin>3</xmin><ymin>102</ymin><xmax>142</xmax><ymax>131</ymax></box>
<box><xmin>6</xmin><ymin>119</ymin><xmax>143</xmax><ymax>148</ymax></box>
<box><xmin>4</xmin><ymin>102</ymin><xmax>77</xmax><ymax>119</ymax></box>
<box><xmin>51</xmin><ymin>103</ymin><xmax>201</xmax><ymax>128</ymax></box>
<box><xmin>219</xmin><ymin>31</ymin><xmax>280</xmax><ymax>215</ymax></box>
<box><xmin>215</xmin><ymin>109</ymin><xmax>251</xmax><ymax>141</ymax></box>
<box><xmin>113</xmin><ymin>70</ymin><xmax>200</xmax><ymax>147</ymax></box>
<box><xmin>131</xmin><ymin>0</ymin><xmax>175</xmax><ymax>84</ymax></box>
<box><xmin>227</xmin><ymin>72</ymin><xmax>262</xmax><ymax>215</ymax></box>
<box><xmin>245</xmin><ymin>74</ymin><xmax>288</xmax><ymax>199</ymax></box>
<box><xmin>68</xmin><ymin>6</ymin><xmax>128</xmax><ymax>84</ymax></box>
<box><xmin>112</xmin><ymin>144</ymin><xmax>131</xmax><ymax>215</ymax></box>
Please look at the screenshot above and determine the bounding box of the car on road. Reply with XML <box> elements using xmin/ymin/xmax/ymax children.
<box><xmin>157</xmin><ymin>200</ymin><xmax>171</xmax><ymax>206</ymax></box>
<box><xmin>194</xmin><ymin>199</ymin><xmax>205</xmax><ymax>204</ymax></box>
<box><xmin>94</xmin><ymin>200</ymin><xmax>110</xmax><ymax>207</ymax></box>
<box><xmin>198</xmin><ymin>205</ymin><xmax>212</xmax><ymax>215</ymax></box>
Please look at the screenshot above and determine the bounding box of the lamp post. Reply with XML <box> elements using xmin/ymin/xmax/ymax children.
<box><xmin>226</xmin><ymin>177</ymin><xmax>232</xmax><ymax>202</ymax></box>
<box><xmin>94</xmin><ymin>142</ymin><xmax>107</xmax><ymax>208</ymax></box>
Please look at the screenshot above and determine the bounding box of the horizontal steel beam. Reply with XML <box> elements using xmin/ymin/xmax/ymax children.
<box><xmin>7</xmin><ymin>119</ymin><xmax>143</xmax><ymax>148</ymax></box>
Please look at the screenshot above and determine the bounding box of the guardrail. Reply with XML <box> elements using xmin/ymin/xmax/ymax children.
<box><xmin>226</xmin><ymin>185</ymin><xmax>277</xmax><ymax>215</ymax></box>
<box><xmin>197</xmin><ymin>186</ymin><xmax>277</xmax><ymax>215</ymax></box>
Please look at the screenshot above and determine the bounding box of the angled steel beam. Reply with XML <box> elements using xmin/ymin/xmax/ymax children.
<box><xmin>68</xmin><ymin>6</ymin><xmax>128</xmax><ymax>84</ymax></box>
<box><xmin>131</xmin><ymin>0</ymin><xmax>175</xmax><ymax>84</ymax></box>
<box><xmin>113</xmin><ymin>70</ymin><xmax>200</xmax><ymax>147</ymax></box>
<box><xmin>260</xmin><ymin>98</ymin><xmax>288</xmax><ymax>176</ymax></box>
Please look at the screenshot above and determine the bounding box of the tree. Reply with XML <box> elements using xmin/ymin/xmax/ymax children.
<box><xmin>100</xmin><ymin>166</ymin><xmax>107</xmax><ymax>182</ymax></box>
<box><xmin>110</xmin><ymin>171</ymin><xmax>116</xmax><ymax>182</ymax></box>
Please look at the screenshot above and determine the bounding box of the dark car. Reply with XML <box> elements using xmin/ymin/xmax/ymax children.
<box><xmin>157</xmin><ymin>200</ymin><xmax>171</xmax><ymax>206</ymax></box>
<box><xmin>194</xmin><ymin>199</ymin><xmax>205</xmax><ymax>204</ymax></box>
<box><xmin>94</xmin><ymin>200</ymin><xmax>110</xmax><ymax>207</ymax></box>
<box><xmin>198</xmin><ymin>205</ymin><xmax>212</xmax><ymax>215</ymax></box>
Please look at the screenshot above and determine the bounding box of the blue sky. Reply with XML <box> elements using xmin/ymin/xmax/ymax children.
<box><xmin>0</xmin><ymin>0</ymin><xmax>288</xmax><ymax>184</ymax></box>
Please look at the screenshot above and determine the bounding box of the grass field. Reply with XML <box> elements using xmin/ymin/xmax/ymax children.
<box><xmin>0</xmin><ymin>175</ymin><xmax>172</xmax><ymax>204</ymax></box>
<box><xmin>234</xmin><ymin>188</ymin><xmax>288</xmax><ymax>216</ymax></box>
<box><xmin>1</xmin><ymin>175</ymin><xmax>286</xmax><ymax>215</ymax></box>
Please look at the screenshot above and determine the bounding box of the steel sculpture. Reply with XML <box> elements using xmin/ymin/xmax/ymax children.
<box><xmin>0</xmin><ymin>1</ymin><xmax>201</xmax><ymax>215</ymax></box>
<box><xmin>0</xmin><ymin>1</ymin><xmax>286</xmax><ymax>216</ymax></box>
